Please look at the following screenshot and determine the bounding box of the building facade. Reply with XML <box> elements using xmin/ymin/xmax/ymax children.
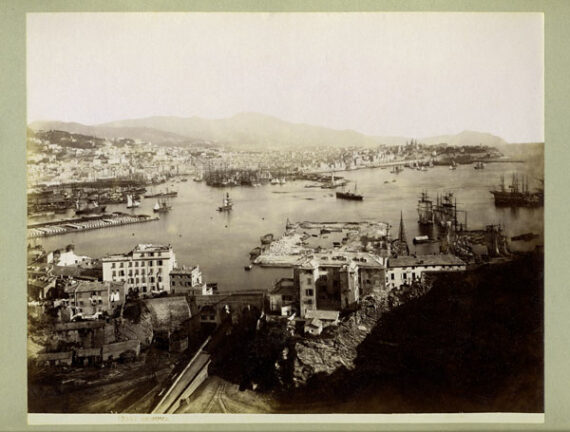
<box><xmin>170</xmin><ymin>265</ymin><xmax>210</xmax><ymax>295</ymax></box>
<box><xmin>64</xmin><ymin>280</ymin><xmax>125</xmax><ymax>319</ymax></box>
<box><xmin>294</xmin><ymin>252</ymin><xmax>385</xmax><ymax>318</ymax></box>
<box><xmin>386</xmin><ymin>254</ymin><xmax>466</xmax><ymax>289</ymax></box>
<box><xmin>102</xmin><ymin>244</ymin><xmax>177</xmax><ymax>296</ymax></box>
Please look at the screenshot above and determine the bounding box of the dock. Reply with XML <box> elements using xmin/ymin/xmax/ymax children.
<box><xmin>252</xmin><ymin>220</ymin><xmax>390</xmax><ymax>268</ymax></box>
<box><xmin>27</xmin><ymin>212</ymin><xmax>159</xmax><ymax>238</ymax></box>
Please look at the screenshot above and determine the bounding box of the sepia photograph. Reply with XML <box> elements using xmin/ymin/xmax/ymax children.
<box><xmin>25</xmin><ymin>12</ymin><xmax>544</xmax><ymax>418</ymax></box>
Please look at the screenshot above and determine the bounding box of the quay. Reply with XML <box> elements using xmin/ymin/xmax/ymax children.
<box><xmin>27</xmin><ymin>212</ymin><xmax>159</xmax><ymax>238</ymax></box>
<box><xmin>252</xmin><ymin>220</ymin><xmax>390</xmax><ymax>268</ymax></box>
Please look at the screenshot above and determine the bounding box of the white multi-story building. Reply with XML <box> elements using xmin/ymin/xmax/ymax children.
<box><xmin>386</xmin><ymin>254</ymin><xmax>466</xmax><ymax>289</ymax></box>
<box><xmin>102</xmin><ymin>244</ymin><xmax>177</xmax><ymax>296</ymax></box>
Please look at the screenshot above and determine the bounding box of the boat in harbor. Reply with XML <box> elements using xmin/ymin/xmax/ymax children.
<box><xmin>217</xmin><ymin>192</ymin><xmax>233</xmax><ymax>212</ymax></box>
<box><xmin>336</xmin><ymin>183</ymin><xmax>363</xmax><ymax>201</ymax></box>
<box><xmin>390</xmin><ymin>165</ymin><xmax>404</xmax><ymax>174</ymax></box>
<box><xmin>75</xmin><ymin>200</ymin><xmax>106</xmax><ymax>216</ymax></box>
<box><xmin>417</xmin><ymin>191</ymin><xmax>434</xmax><ymax>225</ymax></box>
<box><xmin>244</xmin><ymin>264</ymin><xmax>253</xmax><ymax>271</ymax></box>
<box><xmin>260</xmin><ymin>233</ymin><xmax>274</xmax><ymax>244</ymax></box>
<box><xmin>474</xmin><ymin>161</ymin><xmax>485</xmax><ymax>169</ymax></box>
<box><xmin>490</xmin><ymin>174</ymin><xmax>543</xmax><ymax>207</ymax></box>
<box><xmin>126</xmin><ymin>194</ymin><xmax>140</xmax><ymax>209</ymax></box>
<box><xmin>511</xmin><ymin>232</ymin><xmax>539</xmax><ymax>242</ymax></box>
<box><xmin>153</xmin><ymin>197</ymin><xmax>171</xmax><ymax>213</ymax></box>
<box><xmin>449</xmin><ymin>160</ymin><xmax>457</xmax><ymax>170</ymax></box>
<box><xmin>413</xmin><ymin>235</ymin><xmax>431</xmax><ymax>244</ymax></box>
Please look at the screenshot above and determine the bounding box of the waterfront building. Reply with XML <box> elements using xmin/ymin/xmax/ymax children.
<box><xmin>102</xmin><ymin>244</ymin><xmax>177</xmax><ymax>296</ymax></box>
<box><xmin>294</xmin><ymin>252</ymin><xmax>385</xmax><ymax>318</ymax></box>
<box><xmin>386</xmin><ymin>254</ymin><xmax>466</xmax><ymax>289</ymax></box>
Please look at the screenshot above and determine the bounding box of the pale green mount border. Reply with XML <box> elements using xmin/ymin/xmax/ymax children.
<box><xmin>1</xmin><ymin>1</ymin><xmax>568</xmax><ymax>431</ymax></box>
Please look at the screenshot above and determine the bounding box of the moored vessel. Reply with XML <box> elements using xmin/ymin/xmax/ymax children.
<box><xmin>217</xmin><ymin>192</ymin><xmax>233</xmax><ymax>212</ymax></box>
<box><xmin>75</xmin><ymin>200</ymin><xmax>106</xmax><ymax>216</ymax></box>
<box><xmin>335</xmin><ymin>183</ymin><xmax>363</xmax><ymax>201</ymax></box>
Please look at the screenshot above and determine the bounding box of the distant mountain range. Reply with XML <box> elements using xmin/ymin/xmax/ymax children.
<box><xmin>29</xmin><ymin>112</ymin><xmax>509</xmax><ymax>150</ymax></box>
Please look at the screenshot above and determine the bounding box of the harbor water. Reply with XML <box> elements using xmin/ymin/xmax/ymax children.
<box><xmin>32</xmin><ymin>155</ymin><xmax>544</xmax><ymax>292</ymax></box>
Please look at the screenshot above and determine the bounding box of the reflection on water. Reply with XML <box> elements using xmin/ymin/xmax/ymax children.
<box><xmin>35</xmin><ymin>159</ymin><xmax>544</xmax><ymax>292</ymax></box>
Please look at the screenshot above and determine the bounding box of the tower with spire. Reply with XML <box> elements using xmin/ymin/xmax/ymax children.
<box><xmin>392</xmin><ymin>211</ymin><xmax>410</xmax><ymax>256</ymax></box>
<box><xmin>398</xmin><ymin>211</ymin><xmax>407</xmax><ymax>244</ymax></box>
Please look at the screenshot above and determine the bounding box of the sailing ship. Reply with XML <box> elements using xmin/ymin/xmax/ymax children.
<box><xmin>490</xmin><ymin>174</ymin><xmax>543</xmax><ymax>207</ymax></box>
<box><xmin>153</xmin><ymin>197</ymin><xmax>171</xmax><ymax>213</ymax></box>
<box><xmin>336</xmin><ymin>183</ymin><xmax>363</xmax><ymax>201</ymax></box>
<box><xmin>417</xmin><ymin>191</ymin><xmax>434</xmax><ymax>225</ymax></box>
<box><xmin>75</xmin><ymin>200</ymin><xmax>106</xmax><ymax>215</ymax></box>
<box><xmin>217</xmin><ymin>192</ymin><xmax>233</xmax><ymax>212</ymax></box>
<box><xmin>126</xmin><ymin>194</ymin><xmax>140</xmax><ymax>209</ymax></box>
<box><xmin>433</xmin><ymin>192</ymin><xmax>467</xmax><ymax>231</ymax></box>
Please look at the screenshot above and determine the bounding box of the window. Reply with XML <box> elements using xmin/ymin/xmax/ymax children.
<box><xmin>111</xmin><ymin>263</ymin><xmax>116</xmax><ymax>268</ymax></box>
<box><xmin>128</xmin><ymin>262</ymin><xmax>132</xmax><ymax>267</ymax></box>
<box><xmin>150</xmin><ymin>277</ymin><xmax>155</xmax><ymax>283</ymax></box>
<box><xmin>307</xmin><ymin>277</ymin><xmax>312</xmax><ymax>284</ymax></box>
<box><xmin>158</xmin><ymin>260</ymin><xmax>163</xmax><ymax>266</ymax></box>
<box><xmin>120</xmin><ymin>262</ymin><xmax>124</xmax><ymax>268</ymax></box>
<box><xmin>142</xmin><ymin>286</ymin><xmax>147</xmax><ymax>293</ymax></box>
<box><xmin>112</xmin><ymin>271</ymin><xmax>116</xmax><ymax>277</ymax></box>
<box><xmin>391</xmin><ymin>273</ymin><xmax>394</xmax><ymax>280</ymax></box>
<box><xmin>135</xmin><ymin>261</ymin><xmax>139</xmax><ymax>267</ymax></box>
<box><xmin>149</xmin><ymin>261</ymin><xmax>154</xmax><ymax>267</ymax></box>
<box><xmin>305</xmin><ymin>289</ymin><xmax>314</xmax><ymax>296</ymax></box>
<box><xmin>403</xmin><ymin>273</ymin><xmax>407</xmax><ymax>279</ymax></box>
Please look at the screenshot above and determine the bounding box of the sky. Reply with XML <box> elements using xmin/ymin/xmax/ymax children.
<box><xmin>27</xmin><ymin>12</ymin><xmax>543</xmax><ymax>143</ymax></box>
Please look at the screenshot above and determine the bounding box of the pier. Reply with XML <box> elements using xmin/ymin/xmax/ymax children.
<box><xmin>27</xmin><ymin>212</ymin><xmax>159</xmax><ymax>238</ymax></box>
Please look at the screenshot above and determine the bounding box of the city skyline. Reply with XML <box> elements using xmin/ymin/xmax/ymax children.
<box><xmin>27</xmin><ymin>12</ymin><xmax>543</xmax><ymax>143</ymax></box>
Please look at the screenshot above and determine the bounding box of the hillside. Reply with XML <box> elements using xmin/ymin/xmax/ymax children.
<box><xmin>30</xmin><ymin>112</ymin><xmax>509</xmax><ymax>150</ymax></box>
<box><xmin>28</xmin><ymin>121</ymin><xmax>192</xmax><ymax>147</ymax></box>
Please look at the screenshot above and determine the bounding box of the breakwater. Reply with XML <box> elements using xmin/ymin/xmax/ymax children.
<box><xmin>27</xmin><ymin>212</ymin><xmax>159</xmax><ymax>238</ymax></box>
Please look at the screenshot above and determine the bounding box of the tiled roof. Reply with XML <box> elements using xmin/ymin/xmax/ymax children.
<box><xmin>388</xmin><ymin>254</ymin><xmax>465</xmax><ymax>268</ymax></box>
